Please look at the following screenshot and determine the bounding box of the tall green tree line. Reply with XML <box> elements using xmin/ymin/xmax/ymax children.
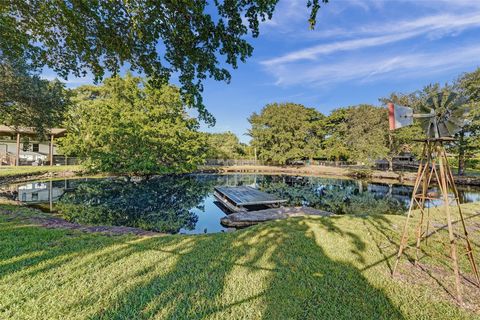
<box><xmin>249</xmin><ymin>68</ymin><xmax>480</xmax><ymax>171</ymax></box>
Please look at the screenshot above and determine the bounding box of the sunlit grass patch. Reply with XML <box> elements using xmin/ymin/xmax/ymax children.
<box><xmin>0</xmin><ymin>203</ymin><xmax>479</xmax><ymax>319</ymax></box>
<box><xmin>0</xmin><ymin>165</ymin><xmax>81</xmax><ymax>178</ymax></box>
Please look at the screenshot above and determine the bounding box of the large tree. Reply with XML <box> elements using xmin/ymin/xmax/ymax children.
<box><xmin>456</xmin><ymin>68</ymin><xmax>480</xmax><ymax>175</ymax></box>
<box><xmin>344</xmin><ymin>105</ymin><xmax>389</xmax><ymax>165</ymax></box>
<box><xmin>322</xmin><ymin>105</ymin><xmax>389</xmax><ymax>165</ymax></box>
<box><xmin>59</xmin><ymin>74</ymin><xmax>207</xmax><ymax>174</ymax></box>
<box><xmin>248</xmin><ymin>103</ymin><xmax>325</xmax><ymax>164</ymax></box>
<box><xmin>0</xmin><ymin>58</ymin><xmax>70</xmax><ymax>136</ymax></box>
<box><xmin>320</xmin><ymin>108</ymin><xmax>350</xmax><ymax>162</ymax></box>
<box><xmin>205</xmin><ymin>131</ymin><xmax>246</xmax><ymax>159</ymax></box>
<box><xmin>1</xmin><ymin>1</ymin><xmax>328</xmax><ymax>123</ymax></box>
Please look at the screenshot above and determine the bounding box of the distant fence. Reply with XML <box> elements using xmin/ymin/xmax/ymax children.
<box><xmin>205</xmin><ymin>159</ymin><xmax>361</xmax><ymax>168</ymax></box>
<box><xmin>375</xmin><ymin>160</ymin><xmax>419</xmax><ymax>172</ymax></box>
<box><xmin>204</xmin><ymin>158</ymin><xmax>421</xmax><ymax>172</ymax></box>
<box><xmin>52</xmin><ymin>156</ymin><xmax>79</xmax><ymax>166</ymax></box>
<box><xmin>205</xmin><ymin>159</ymin><xmax>260</xmax><ymax>166</ymax></box>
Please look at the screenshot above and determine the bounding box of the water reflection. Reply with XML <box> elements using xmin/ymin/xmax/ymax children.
<box><xmin>4</xmin><ymin>174</ymin><xmax>480</xmax><ymax>234</ymax></box>
<box><xmin>257</xmin><ymin>176</ymin><xmax>408</xmax><ymax>215</ymax></box>
<box><xmin>56</xmin><ymin>175</ymin><xmax>218</xmax><ymax>234</ymax></box>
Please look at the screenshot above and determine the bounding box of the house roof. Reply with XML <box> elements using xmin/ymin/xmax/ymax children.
<box><xmin>0</xmin><ymin>126</ymin><xmax>67</xmax><ymax>137</ymax></box>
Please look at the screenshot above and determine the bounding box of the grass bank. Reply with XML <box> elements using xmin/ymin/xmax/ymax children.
<box><xmin>214</xmin><ymin>164</ymin><xmax>415</xmax><ymax>181</ymax></box>
<box><xmin>0</xmin><ymin>165</ymin><xmax>82</xmax><ymax>181</ymax></box>
<box><xmin>1</xmin><ymin>203</ymin><xmax>479</xmax><ymax>319</ymax></box>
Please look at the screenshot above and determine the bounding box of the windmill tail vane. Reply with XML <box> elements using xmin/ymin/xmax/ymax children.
<box><xmin>387</xmin><ymin>92</ymin><xmax>470</xmax><ymax>139</ymax></box>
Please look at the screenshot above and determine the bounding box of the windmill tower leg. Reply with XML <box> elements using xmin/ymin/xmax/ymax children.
<box><xmin>414</xmin><ymin>142</ymin><xmax>434</xmax><ymax>265</ymax></box>
<box><xmin>440</xmin><ymin>144</ymin><xmax>480</xmax><ymax>287</ymax></box>
<box><xmin>437</xmin><ymin>142</ymin><xmax>463</xmax><ymax>303</ymax></box>
<box><xmin>392</xmin><ymin>143</ymin><xmax>428</xmax><ymax>276</ymax></box>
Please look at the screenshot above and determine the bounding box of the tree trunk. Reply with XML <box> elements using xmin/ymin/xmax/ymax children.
<box><xmin>388</xmin><ymin>158</ymin><xmax>393</xmax><ymax>171</ymax></box>
<box><xmin>388</xmin><ymin>131</ymin><xmax>394</xmax><ymax>171</ymax></box>
<box><xmin>458</xmin><ymin>130</ymin><xmax>465</xmax><ymax>176</ymax></box>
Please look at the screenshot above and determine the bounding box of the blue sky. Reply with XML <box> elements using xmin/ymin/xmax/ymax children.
<box><xmin>43</xmin><ymin>0</ymin><xmax>480</xmax><ymax>143</ymax></box>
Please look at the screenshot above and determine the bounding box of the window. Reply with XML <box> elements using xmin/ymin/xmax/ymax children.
<box><xmin>22</xmin><ymin>137</ymin><xmax>31</xmax><ymax>151</ymax></box>
<box><xmin>32</xmin><ymin>144</ymin><xmax>39</xmax><ymax>152</ymax></box>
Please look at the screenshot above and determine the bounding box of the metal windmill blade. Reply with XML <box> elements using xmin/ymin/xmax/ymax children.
<box><xmin>416</xmin><ymin>91</ymin><xmax>469</xmax><ymax>138</ymax></box>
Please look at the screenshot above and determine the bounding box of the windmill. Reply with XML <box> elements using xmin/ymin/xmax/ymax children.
<box><xmin>388</xmin><ymin>91</ymin><xmax>479</xmax><ymax>304</ymax></box>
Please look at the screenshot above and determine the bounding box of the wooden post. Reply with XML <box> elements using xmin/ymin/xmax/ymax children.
<box><xmin>438</xmin><ymin>142</ymin><xmax>462</xmax><ymax>304</ymax></box>
<box><xmin>49</xmin><ymin>179</ymin><xmax>53</xmax><ymax>212</ymax></box>
<box><xmin>15</xmin><ymin>133</ymin><xmax>20</xmax><ymax>166</ymax></box>
<box><xmin>49</xmin><ymin>134</ymin><xmax>54</xmax><ymax>166</ymax></box>
<box><xmin>392</xmin><ymin>143</ymin><xmax>427</xmax><ymax>276</ymax></box>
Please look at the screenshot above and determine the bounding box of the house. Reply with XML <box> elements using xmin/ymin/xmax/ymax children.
<box><xmin>0</xmin><ymin>126</ymin><xmax>67</xmax><ymax>166</ymax></box>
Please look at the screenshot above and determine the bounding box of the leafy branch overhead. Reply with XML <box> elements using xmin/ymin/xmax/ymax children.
<box><xmin>1</xmin><ymin>0</ymin><xmax>329</xmax><ymax>124</ymax></box>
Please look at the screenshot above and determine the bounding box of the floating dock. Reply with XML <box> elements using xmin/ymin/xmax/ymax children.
<box><xmin>214</xmin><ymin>186</ymin><xmax>287</xmax><ymax>212</ymax></box>
<box><xmin>220</xmin><ymin>206</ymin><xmax>333</xmax><ymax>227</ymax></box>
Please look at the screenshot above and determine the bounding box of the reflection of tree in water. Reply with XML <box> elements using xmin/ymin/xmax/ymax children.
<box><xmin>57</xmin><ymin>175</ymin><xmax>216</xmax><ymax>233</ymax></box>
<box><xmin>259</xmin><ymin>176</ymin><xmax>407</xmax><ymax>215</ymax></box>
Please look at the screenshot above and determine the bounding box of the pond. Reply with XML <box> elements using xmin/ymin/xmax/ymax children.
<box><xmin>4</xmin><ymin>174</ymin><xmax>480</xmax><ymax>234</ymax></box>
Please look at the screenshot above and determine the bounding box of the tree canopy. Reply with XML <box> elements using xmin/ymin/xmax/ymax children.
<box><xmin>1</xmin><ymin>1</ymin><xmax>328</xmax><ymax>124</ymax></box>
<box><xmin>455</xmin><ymin>68</ymin><xmax>480</xmax><ymax>174</ymax></box>
<box><xmin>322</xmin><ymin>105</ymin><xmax>389</xmax><ymax>165</ymax></box>
<box><xmin>59</xmin><ymin>74</ymin><xmax>207</xmax><ymax>174</ymax></box>
<box><xmin>0</xmin><ymin>58</ymin><xmax>70</xmax><ymax>137</ymax></box>
<box><xmin>205</xmin><ymin>132</ymin><xmax>246</xmax><ymax>159</ymax></box>
<box><xmin>248</xmin><ymin>103</ymin><xmax>325</xmax><ymax>164</ymax></box>
<box><xmin>247</xmin><ymin>103</ymin><xmax>423</xmax><ymax>168</ymax></box>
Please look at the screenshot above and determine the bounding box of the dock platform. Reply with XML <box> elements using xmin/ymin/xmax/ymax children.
<box><xmin>214</xmin><ymin>186</ymin><xmax>287</xmax><ymax>212</ymax></box>
<box><xmin>220</xmin><ymin>206</ymin><xmax>333</xmax><ymax>227</ymax></box>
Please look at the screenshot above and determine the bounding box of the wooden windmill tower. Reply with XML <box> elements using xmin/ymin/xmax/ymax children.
<box><xmin>388</xmin><ymin>92</ymin><xmax>479</xmax><ymax>304</ymax></box>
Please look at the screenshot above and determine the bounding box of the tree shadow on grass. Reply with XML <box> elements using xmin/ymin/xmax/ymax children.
<box><xmin>259</xmin><ymin>217</ymin><xmax>404</xmax><ymax>320</ymax></box>
<box><xmin>0</xmin><ymin>221</ymin><xmax>129</xmax><ymax>280</ymax></box>
<box><xmin>87</xmin><ymin>216</ymin><xmax>403</xmax><ymax>320</ymax></box>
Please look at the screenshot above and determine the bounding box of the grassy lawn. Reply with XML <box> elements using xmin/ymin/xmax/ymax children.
<box><xmin>1</xmin><ymin>203</ymin><xmax>479</xmax><ymax>319</ymax></box>
<box><xmin>0</xmin><ymin>165</ymin><xmax>81</xmax><ymax>178</ymax></box>
<box><xmin>451</xmin><ymin>167</ymin><xmax>480</xmax><ymax>176</ymax></box>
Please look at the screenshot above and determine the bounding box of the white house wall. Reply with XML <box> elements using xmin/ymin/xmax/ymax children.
<box><xmin>0</xmin><ymin>141</ymin><xmax>61</xmax><ymax>155</ymax></box>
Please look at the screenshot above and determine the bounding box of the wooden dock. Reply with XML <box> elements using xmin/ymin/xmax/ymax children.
<box><xmin>220</xmin><ymin>206</ymin><xmax>333</xmax><ymax>227</ymax></box>
<box><xmin>214</xmin><ymin>186</ymin><xmax>287</xmax><ymax>212</ymax></box>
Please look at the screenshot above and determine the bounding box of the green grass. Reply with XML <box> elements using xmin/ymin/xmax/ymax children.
<box><xmin>1</xmin><ymin>203</ymin><xmax>480</xmax><ymax>319</ymax></box>
<box><xmin>448</xmin><ymin>163</ymin><xmax>480</xmax><ymax>176</ymax></box>
<box><xmin>0</xmin><ymin>165</ymin><xmax>81</xmax><ymax>178</ymax></box>
<box><xmin>455</xmin><ymin>167</ymin><xmax>480</xmax><ymax>176</ymax></box>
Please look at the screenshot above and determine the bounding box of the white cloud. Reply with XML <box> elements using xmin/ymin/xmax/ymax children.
<box><xmin>267</xmin><ymin>44</ymin><xmax>480</xmax><ymax>87</ymax></box>
<box><xmin>262</xmin><ymin>11</ymin><xmax>480</xmax><ymax>66</ymax></box>
<box><xmin>262</xmin><ymin>32</ymin><xmax>419</xmax><ymax>65</ymax></box>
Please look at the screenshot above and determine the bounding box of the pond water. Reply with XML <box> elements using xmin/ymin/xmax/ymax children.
<box><xmin>4</xmin><ymin>174</ymin><xmax>480</xmax><ymax>234</ymax></box>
